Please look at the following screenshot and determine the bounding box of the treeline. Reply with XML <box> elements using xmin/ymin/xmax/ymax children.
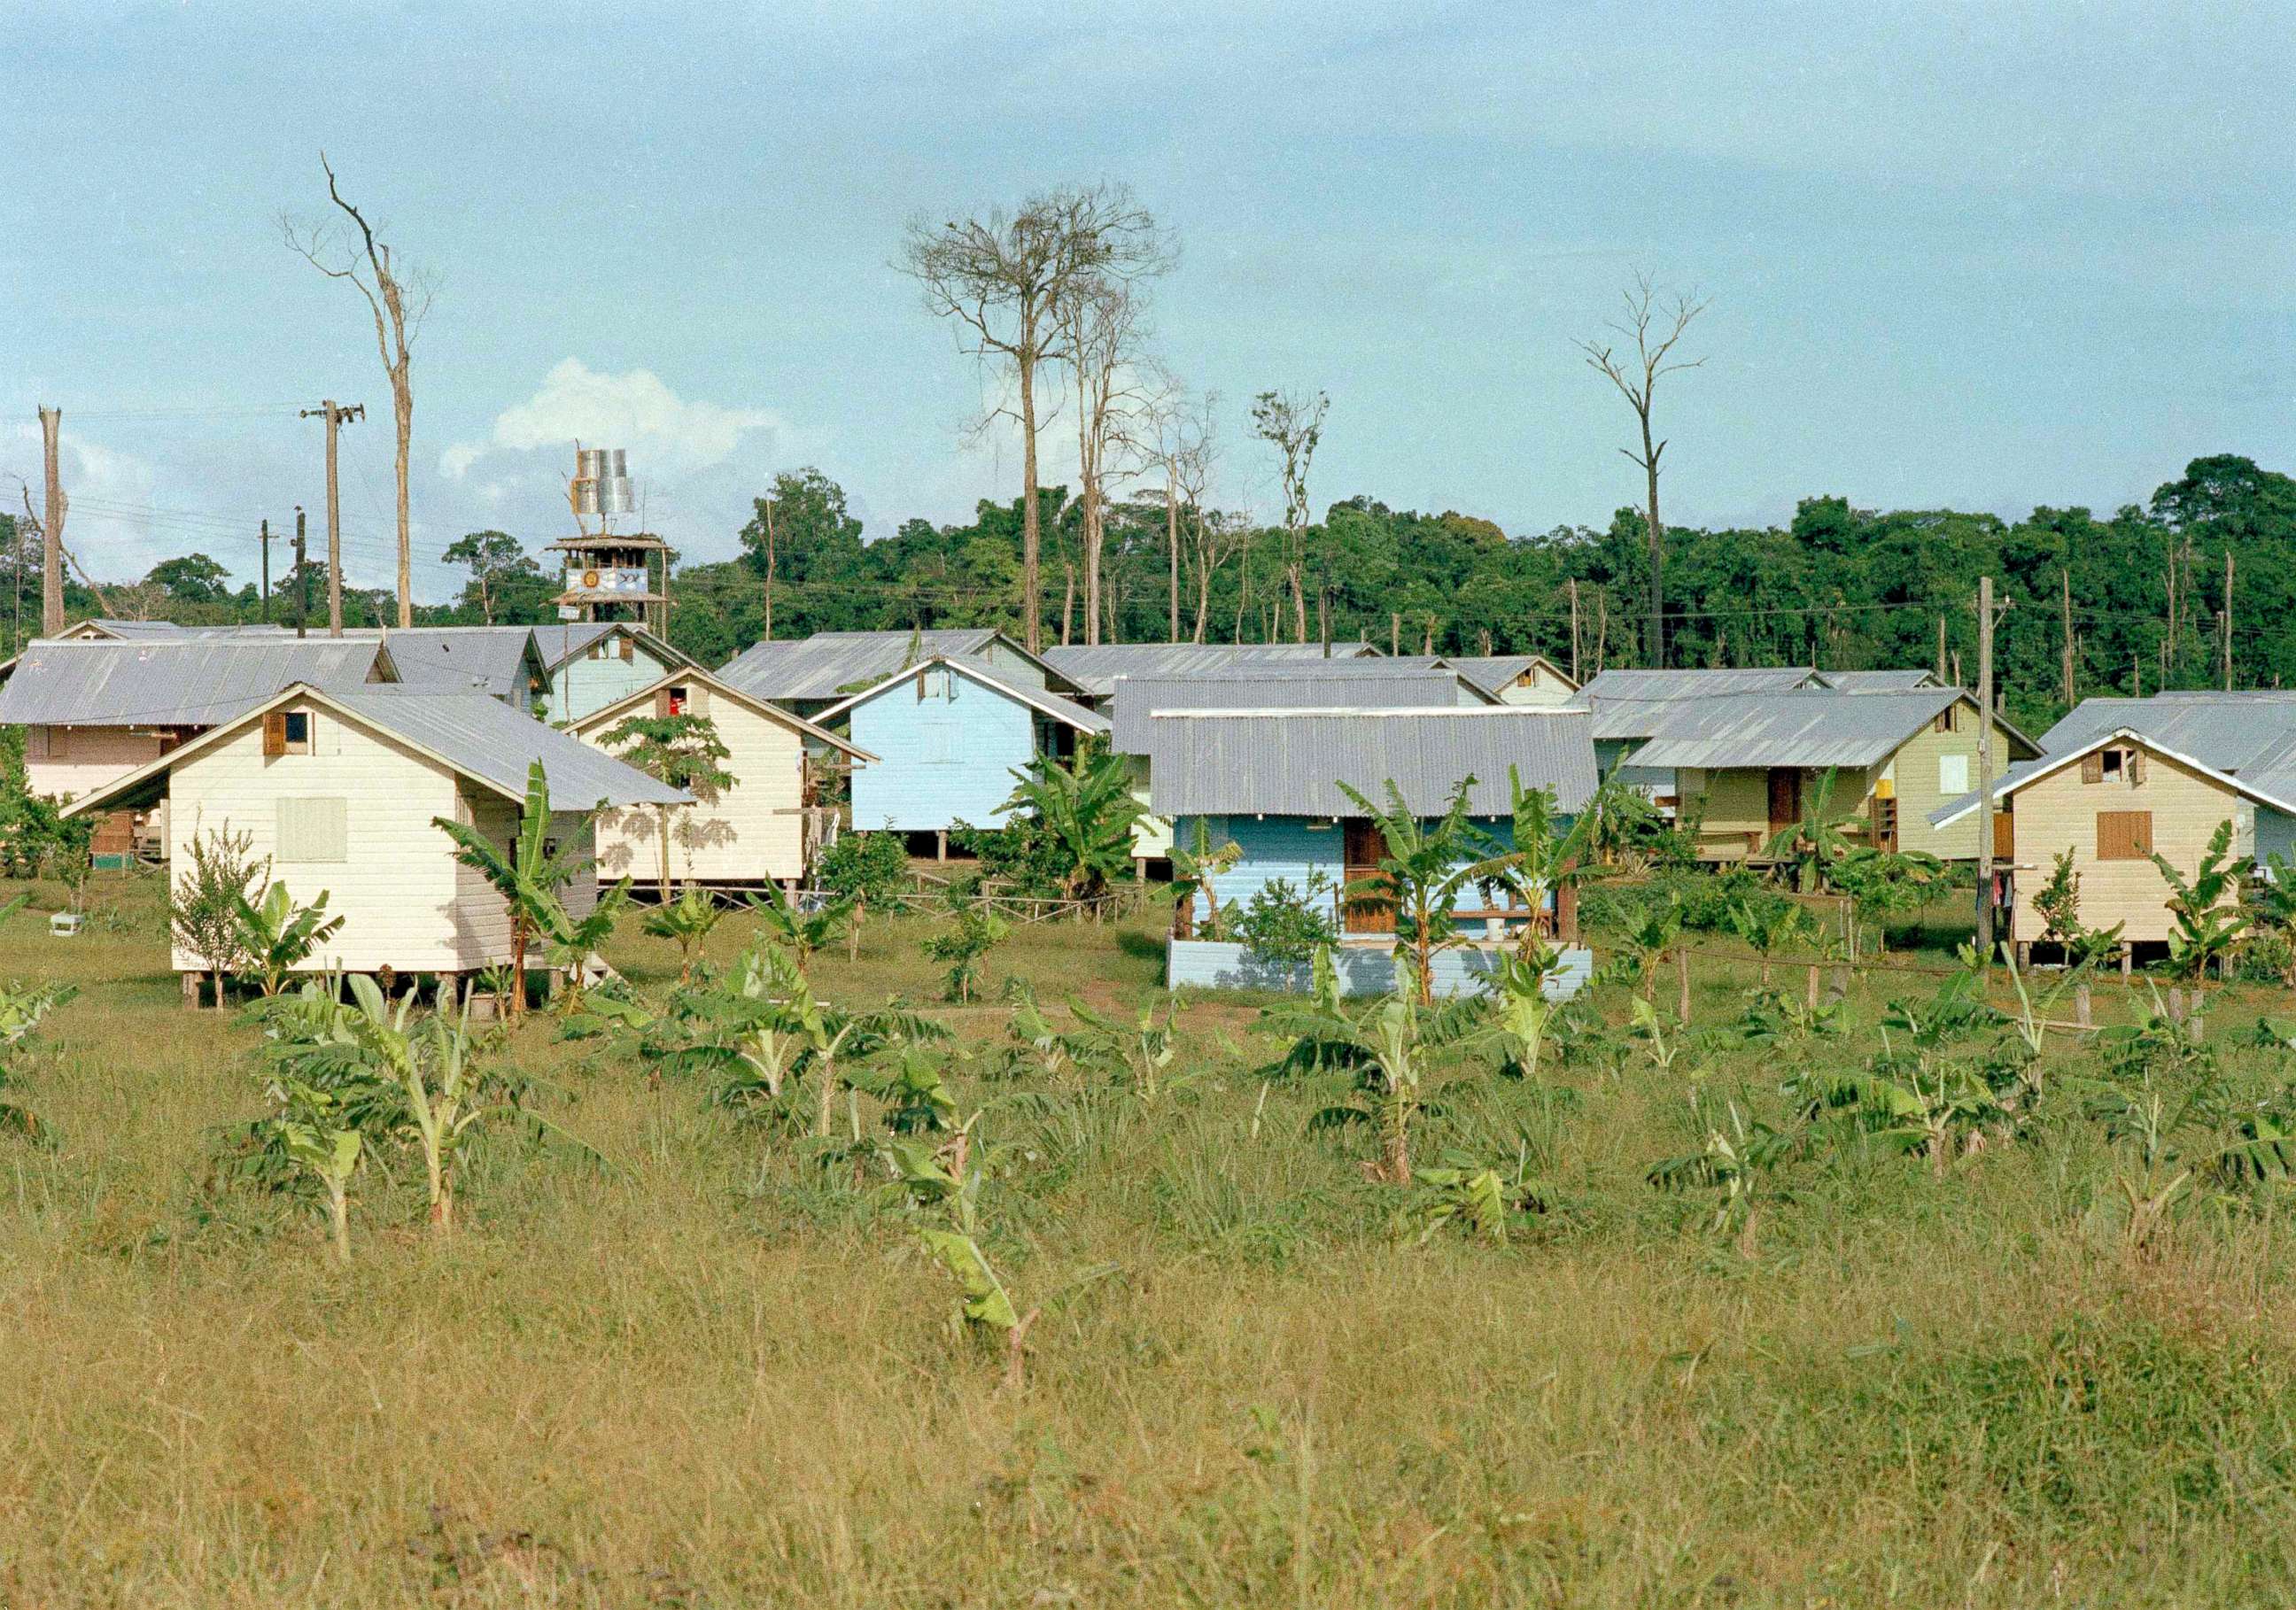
<box><xmin>12</xmin><ymin>452</ymin><xmax>2294</xmax><ymax>736</ymax></box>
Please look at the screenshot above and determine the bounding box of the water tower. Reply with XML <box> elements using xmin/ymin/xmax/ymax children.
<box><xmin>552</xmin><ymin>446</ymin><xmax>667</xmax><ymax>631</ymax></box>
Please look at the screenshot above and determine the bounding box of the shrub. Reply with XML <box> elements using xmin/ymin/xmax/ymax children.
<box><xmin>815</xmin><ymin>830</ymin><xmax>911</xmax><ymax>907</ymax></box>
<box><xmin>1234</xmin><ymin>874</ymin><xmax>1338</xmax><ymax>966</ymax></box>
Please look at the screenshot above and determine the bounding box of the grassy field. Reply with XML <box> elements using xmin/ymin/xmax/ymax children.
<box><xmin>7</xmin><ymin>869</ymin><xmax>2296</xmax><ymax>1606</ymax></box>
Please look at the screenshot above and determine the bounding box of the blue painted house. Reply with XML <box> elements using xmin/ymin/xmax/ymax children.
<box><xmin>815</xmin><ymin>654</ymin><xmax>1108</xmax><ymax>848</ymax></box>
<box><xmin>1142</xmin><ymin>704</ymin><xmax>1600</xmax><ymax>996</ymax></box>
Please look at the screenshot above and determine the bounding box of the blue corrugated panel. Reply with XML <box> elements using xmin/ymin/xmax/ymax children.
<box><xmin>1165</xmin><ymin>940</ymin><xmax>1593</xmax><ymax>999</ymax></box>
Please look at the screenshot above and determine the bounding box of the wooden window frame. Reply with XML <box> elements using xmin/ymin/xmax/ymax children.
<box><xmin>2097</xmin><ymin>809</ymin><xmax>2153</xmax><ymax>861</ymax></box>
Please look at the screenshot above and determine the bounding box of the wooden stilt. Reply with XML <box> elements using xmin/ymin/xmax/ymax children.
<box><xmin>935</xmin><ymin>830</ymin><xmax>947</xmax><ymax>863</ymax></box>
<box><xmin>2121</xmin><ymin>943</ymin><xmax>2133</xmax><ymax>979</ymax></box>
<box><xmin>180</xmin><ymin>971</ymin><xmax>201</xmax><ymax>1010</ymax></box>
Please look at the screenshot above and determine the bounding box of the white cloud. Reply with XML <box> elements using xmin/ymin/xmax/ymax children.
<box><xmin>441</xmin><ymin>358</ymin><xmax>794</xmax><ymax>483</ymax></box>
<box><xmin>11</xmin><ymin>424</ymin><xmax>178</xmax><ymax>577</ymax></box>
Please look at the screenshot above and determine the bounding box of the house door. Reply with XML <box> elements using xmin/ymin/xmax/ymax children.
<box><xmin>1342</xmin><ymin>819</ymin><xmax>1394</xmax><ymax>934</ymax></box>
<box><xmin>1767</xmin><ymin>769</ymin><xmax>1802</xmax><ymax>838</ymax></box>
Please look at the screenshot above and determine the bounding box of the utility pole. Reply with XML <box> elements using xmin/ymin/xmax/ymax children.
<box><xmin>293</xmin><ymin>507</ymin><xmax>309</xmax><ymax>639</ymax></box>
<box><xmin>300</xmin><ymin>400</ymin><xmax>363</xmax><ymax>638</ymax></box>
<box><xmin>1389</xmin><ymin>611</ymin><xmax>1399</xmax><ymax>655</ymax></box>
<box><xmin>760</xmin><ymin>495</ymin><xmax>777</xmax><ymax>642</ymax></box>
<box><xmin>1318</xmin><ymin>584</ymin><xmax>1330</xmax><ymax>658</ymax></box>
<box><xmin>259</xmin><ymin>519</ymin><xmax>274</xmax><ymax>624</ymax></box>
<box><xmin>38</xmin><ymin>406</ymin><xmax>64</xmax><ymax>636</ymax></box>
<box><xmin>2060</xmin><ymin>568</ymin><xmax>2075</xmax><ymax>708</ymax></box>
<box><xmin>2223</xmin><ymin>550</ymin><xmax>2234</xmax><ymax>690</ymax></box>
<box><xmin>1976</xmin><ymin>576</ymin><xmax>1997</xmax><ymax>961</ymax></box>
<box><xmin>1936</xmin><ymin>615</ymin><xmax>1947</xmax><ymax>685</ymax></box>
<box><xmin>1568</xmin><ymin>578</ymin><xmax>1581</xmax><ymax>683</ymax></box>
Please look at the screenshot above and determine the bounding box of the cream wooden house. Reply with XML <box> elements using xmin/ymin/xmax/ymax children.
<box><xmin>1931</xmin><ymin>725</ymin><xmax>2296</xmax><ymax>953</ymax></box>
<box><xmin>1592</xmin><ymin>683</ymin><xmax>2038</xmax><ymax>863</ymax></box>
<box><xmin>565</xmin><ymin>668</ymin><xmax>873</xmax><ymax>889</ymax></box>
<box><xmin>62</xmin><ymin>685</ymin><xmax>687</xmax><ymax>995</ymax></box>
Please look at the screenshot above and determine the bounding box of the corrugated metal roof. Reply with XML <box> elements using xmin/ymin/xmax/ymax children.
<box><xmin>1447</xmin><ymin>654</ymin><xmax>1571</xmax><ymax>691</ymax></box>
<box><xmin>2035</xmin><ymin>693</ymin><xmax>2296</xmax><ymax>801</ymax></box>
<box><xmin>1042</xmin><ymin>640</ymin><xmax>1377</xmax><ymax>696</ymax></box>
<box><xmin>363</xmin><ymin>628</ymin><xmax>538</xmax><ymax>699</ymax></box>
<box><xmin>1110</xmin><ymin>667</ymin><xmax>1488</xmax><ymax>753</ymax></box>
<box><xmin>1621</xmin><ymin>687</ymin><xmax>1972</xmax><ymax>770</ymax></box>
<box><xmin>718</xmin><ymin>629</ymin><xmax>1044</xmax><ymax>702</ymax></box>
<box><xmin>329</xmin><ymin>689</ymin><xmax>690</xmax><ymax>809</ymax></box>
<box><xmin>1816</xmin><ymin>669</ymin><xmax>1943</xmax><ymax>691</ymax></box>
<box><xmin>1574</xmin><ymin>666</ymin><xmax>1823</xmax><ymax>739</ymax></box>
<box><xmin>0</xmin><ymin>638</ymin><xmax>393</xmax><ymax>726</ymax></box>
<box><xmin>1144</xmin><ymin>707</ymin><xmax>1597</xmax><ymax>817</ymax></box>
<box><xmin>814</xmin><ymin>656</ymin><xmax>1109</xmax><ymax>733</ymax></box>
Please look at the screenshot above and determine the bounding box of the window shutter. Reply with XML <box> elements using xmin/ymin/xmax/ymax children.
<box><xmin>276</xmin><ymin>797</ymin><xmax>348</xmax><ymax>863</ymax></box>
<box><xmin>263</xmin><ymin>711</ymin><xmax>289</xmax><ymax>757</ymax></box>
<box><xmin>2082</xmin><ymin>752</ymin><xmax>2104</xmax><ymax>784</ymax></box>
<box><xmin>619</xmin><ymin>637</ymin><xmax>634</xmax><ymax>662</ymax></box>
<box><xmin>2098</xmin><ymin>809</ymin><xmax>2154</xmax><ymax>861</ymax></box>
<box><xmin>2130</xmin><ymin>750</ymin><xmax>2146</xmax><ymax>785</ymax></box>
<box><xmin>654</xmin><ymin>688</ymin><xmax>673</xmax><ymax>719</ymax></box>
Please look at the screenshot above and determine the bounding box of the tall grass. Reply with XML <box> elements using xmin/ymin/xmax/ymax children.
<box><xmin>2</xmin><ymin>871</ymin><xmax>2295</xmax><ymax>1605</ymax></box>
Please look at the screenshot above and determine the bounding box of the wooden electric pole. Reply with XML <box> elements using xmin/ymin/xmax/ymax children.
<box><xmin>2223</xmin><ymin>550</ymin><xmax>2234</xmax><ymax>690</ymax></box>
<box><xmin>37</xmin><ymin>406</ymin><xmax>64</xmax><ymax>636</ymax></box>
<box><xmin>301</xmin><ymin>400</ymin><xmax>363</xmax><ymax>638</ymax></box>
<box><xmin>259</xmin><ymin>519</ymin><xmax>273</xmax><ymax>624</ymax></box>
<box><xmin>293</xmin><ymin>507</ymin><xmax>310</xmax><ymax>639</ymax></box>
<box><xmin>1569</xmin><ymin>578</ymin><xmax>1581</xmax><ymax>682</ymax></box>
<box><xmin>2060</xmin><ymin>568</ymin><xmax>2075</xmax><ymax>708</ymax></box>
<box><xmin>1976</xmin><ymin>576</ymin><xmax>1997</xmax><ymax>961</ymax></box>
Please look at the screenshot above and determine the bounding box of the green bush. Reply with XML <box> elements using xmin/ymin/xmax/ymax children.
<box><xmin>1585</xmin><ymin>866</ymin><xmax>1780</xmax><ymax>936</ymax></box>
<box><xmin>1233</xmin><ymin>874</ymin><xmax>1338</xmax><ymax>966</ymax></box>
<box><xmin>814</xmin><ymin>831</ymin><xmax>911</xmax><ymax>907</ymax></box>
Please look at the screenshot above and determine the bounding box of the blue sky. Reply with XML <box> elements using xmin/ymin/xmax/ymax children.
<box><xmin>4</xmin><ymin>1</ymin><xmax>2292</xmax><ymax>601</ymax></box>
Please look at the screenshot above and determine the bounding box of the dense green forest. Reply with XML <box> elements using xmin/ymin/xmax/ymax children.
<box><xmin>9</xmin><ymin>452</ymin><xmax>2292</xmax><ymax>735</ymax></box>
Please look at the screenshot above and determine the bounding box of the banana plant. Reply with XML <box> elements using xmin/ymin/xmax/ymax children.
<box><xmin>544</xmin><ymin>878</ymin><xmax>638</xmax><ymax>1024</ymax></box>
<box><xmin>882</xmin><ymin>1114</ymin><xmax>1039</xmax><ymax>1390</ymax></box>
<box><xmin>335</xmin><ymin>974</ymin><xmax>597</xmax><ymax>1234</ymax></box>
<box><xmin>1274</xmin><ymin>956</ymin><xmax>1488</xmax><ymax>1184</ymax></box>
<box><xmin>1615</xmin><ymin>897</ymin><xmax>1682</xmax><ymax>1000</ymax></box>
<box><xmin>1001</xmin><ymin>979</ymin><xmax>1093</xmax><ymax>1084</ymax></box>
<box><xmin>433</xmin><ymin>762</ymin><xmax>593</xmax><ymax>1022</ymax></box>
<box><xmin>270</xmin><ymin>1079</ymin><xmax>364</xmax><ymax>1263</ymax></box>
<box><xmin>852</xmin><ymin>1045</ymin><xmax>962</xmax><ymax>1135</ymax></box>
<box><xmin>771</xmin><ymin>953</ymin><xmax>950</xmax><ymax>1138</ymax></box>
<box><xmin>1169</xmin><ymin>817</ymin><xmax>1241</xmax><ymax>940</ymax></box>
<box><xmin>1066</xmin><ymin>994</ymin><xmax>1184</xmax><ymax>1106</ymax></box>
<box><xmin>1726</xmin><ymin>895</ymin><xmax>1806</xmax><ymax>986</ymax></box>
<box><xmin>1490</xmin><ymin>943</ymin><xmax>1568</xmax><ymax>1083</ymax></box>
<box><xmin>748</xmin><ymin>882</ymin><xmax>855</xmax><ymax>978</ymax></box>
<box><xmin>232</xmin><ymin>883</ymin><xmax>347</xmax><ymax>996</ymax></box>
<box><xmin>660</xmin><ymin>944</ymin><xmax>807</xmax><ymax>1117</ymax></box>
<box><xmin>0</xmin><ymin>979</ymin><xmax>76</xmax><ymax>1143</ymax></box>
<box><xmin>1628</xmin><ymin>994</ymin><xmax>1691</xmax><ymax>1073</ymax></box>
<box><xmin>2152</xmin><ymin>819</ymin><xmax>2250</xmax><ymax>986</ymax></box>
<box><xmin>641</xmin><ymin>886</ymin><xmax>724</xmax><ymax>983</ymax></box>
<box><xmin>1403</xmin><ymin>1147</ymin><xmax>1549</xmax><ymax>1246</ymax></box>
<box><xmin>1648</xmin><ymin>1099</ymin><xmax>1803</xmax><ymax>1254</ymax></box>
<box><xmin>919</xmin><ymin>905</ymin><xmax>1008</xmax><ymax>1002</ymax></box>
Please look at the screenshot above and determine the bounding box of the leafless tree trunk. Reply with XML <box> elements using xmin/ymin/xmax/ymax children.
<box><xmin>1576</xmin><ymin>275</ymin><xmax>1708</xmax><ymax>670</ymax></box>
<box><xmin>897</xmin><ymin>184</ymin><xmax>1173</xmax><ymax>653</ymax></box>
<box><xmin>1250</xmin><ymin>389</ymin><xmax>1328</xmax><ymax>642</ymax></box>
<box><xmin>1060</xmin><ymin>277</ymin><xmax>1152</xmax><ymax>645</ymax></box>
<box><xmin>283</xmin><ymin>154</ymin><xmax>431</xmax><ymax>629</ymax></box>
<box><xmin>1139</xmin><ymin>381</ymin><xmax>1217</xmax><ymax>642</ymax></box>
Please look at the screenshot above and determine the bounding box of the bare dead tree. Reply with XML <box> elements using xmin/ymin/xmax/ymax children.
<box><xmin>1139</xmin><ymin>381</ymin><xmax>1219</xmax><ymax>641</ymax></box>
<box><xmin>1577</xmin><ymin>274</ymin><xmax>1709</xmax><ymax>669</ymax></box>
<box><xmin>1195</xmin><ymin>508</ymin><xmax>1253</xmax><ymax>644</ymax></box>
<box><xmin>1249</xmin><ymin>389</ymin><xmax>1329</xmax><ymax>642</ymax></box>
<box><xmin>897</xmin><ymin>183</ymin><xmax>1171</xmax><ymax>652</ymax></box>
<box><xmin>282</xmin><ymin>154</ymin><xmax>432</xmax><ymax>628</ymax></box>
<box><xmin>1060</xmin><ymin>275</ymin><xmax>1158</xmax><ymax>644</ymax></box>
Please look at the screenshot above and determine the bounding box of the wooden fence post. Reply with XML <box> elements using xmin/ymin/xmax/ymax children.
<box><xmin>1676</xmin><ymin>945</ymin><xmax>1691</xmax><ymax>1024</ymax></box>
<box><xmin>849</xmin><ymin>898</ymin><xmax>863</xmax><ymax>964</ymax></box>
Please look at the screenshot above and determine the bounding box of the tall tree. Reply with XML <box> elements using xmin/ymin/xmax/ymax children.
<box><xmin>1142</xmin><ymin>381</ymin><xmax>1217</xmax><ymax>642</ymax></box>
<box><xmin>1062</xmin><ymin>275</ymin><xmax>1160</xmax><ymax>643</ymax></box>
<box><xmin>146</xmin><ymin>553</ymin><xmax>229</xmax><ymax>604</ymax></box>
<box><xmin>897</xmin><ymin>183</ymin><xmax>1170</xmax><ymax>652</ymax></box>
<box><xmin>440</xmin><ymin>531</ymin><xmax>537</xmax><ymax>624</ymax></box>
<box><xmin>282</xmin><ymin>154</ymin><xmax>430</xmax><ymax>628</ymax></box>
<box><xmin>738</xmin><ymin>468</ymin><xmax>865</xmax><ymax>640</ymax></box>
<box><xmin>1250</xmin><ymin>389</ymin><xmax>1329</xmax><ymax>642</ymax></box>
<box><xmin>1577</xmin><ymin>274</ymin><xmax>1710</xmax><ymax>669</ymax></box>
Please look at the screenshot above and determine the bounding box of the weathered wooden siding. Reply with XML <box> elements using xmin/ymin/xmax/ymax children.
<box><xmin>1881</xmin><ymin>709</ymin><xmax>2027</xmax><ymax>860</ymax></box>
<box><xmin>846</xmin><ymin>667</ymin><xmax>1039</xmax><ymax>833</ymax></box>
<box><xmin>2007</xmin><ymin>748</ymin><xmax>2248</xmax><ymax>945</ymax></box>
<box><xmin>577</xmin><ymin>683</ymin><xmax>809</xmax><ymax>883</ymax></box>
<box><xmin>1167</xmin><ymin>938</ymin><xmax>1594</xmax><ymax>998</ymax></box>
<box><xmin>552</xmin><ymin>641</ymin><xmax>672</xmax><ymax>724</ymax></box>
<box><xmin>27</xmin><ymin>724</ymin><xmax>165</xmax><ymax>801</ymax></box>
<box><xmin>448</xmin><ymin>797</ymin><xmax>599</xmax><ymax>969</ymax></box>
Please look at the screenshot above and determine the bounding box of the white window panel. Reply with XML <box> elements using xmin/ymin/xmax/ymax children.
<box><xmin>1938</xmin><ymin>754</ymin><xmax>1970</xmax><ymax>796</ymax></box>
<box><xmin>277</xmin><ymin>796</ymin><xmax>348</xmax><ymax>863</ymax></box>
